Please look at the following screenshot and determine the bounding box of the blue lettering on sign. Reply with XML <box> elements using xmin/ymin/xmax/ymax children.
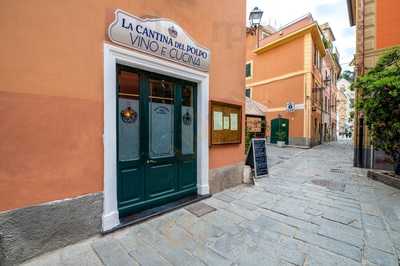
<box><xmin>121</xmin><ymin>18</ymin><xmax>209</xmax><ymax>61</ymax></box>
<box><xmin>114</xmin><ymin>13</ymin><xmax>210</xmax><ymax>71</ymax></box>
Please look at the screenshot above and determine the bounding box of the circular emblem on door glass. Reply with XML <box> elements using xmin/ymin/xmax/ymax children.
<box><xmin>183</xmin><ymin>111</ymin><xmax>192</xmax><ymax>125</ymax></box>
<box><xmin>120</xmin><ymin>106</ymin><xmax>137</xmax><ymax>123</ymax></box>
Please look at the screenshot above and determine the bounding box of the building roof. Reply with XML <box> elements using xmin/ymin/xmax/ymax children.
<box><xmin>252</xmin><ymin>14</ymin><xmax>326</xmax><ymax>57</ymax></box>
<box><xmin>245</xmin><ymin>24</ymin><xmax>276</xmax><ymax>37</ymax></box>
<box><xmin>245</xmin><ymin>97</ymin><xmax>268</xmax><ymax>116</ymax></box>
<box><xmin>260</xmin><ymin>24</ymin><xmax>276</xmax><ymax>35</ymax></box>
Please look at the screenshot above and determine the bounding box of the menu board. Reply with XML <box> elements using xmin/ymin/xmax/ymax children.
<box><xmin>213</xmin><ymin>111</ymin><xmax>223</xmax><ymax>130</ymax></box>
<box><xmin>245</xmin><ymin>138</ymin><xmax>268</xmax><ymax>178</ymax></box>
<box><xmin>210</xmin><ymin>101</ymin><xmax>242</xmax><ymax>145</ymax></box>
<box><xmin>223</xmin><ymin>116</ymin><xmax>230</xmax><ymax>129</ymax></box>
<box><xmin>230</xmin><ymin>113</ymin><xmax>238</xmax><ymax>130</ymax></box>
<box><xmin>247</xmin><ymin>117</ymin><xmax>262</xmax><ymax>132</ymax></box>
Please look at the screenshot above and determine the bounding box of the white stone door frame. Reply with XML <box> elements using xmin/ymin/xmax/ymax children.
<box><xmin>102</xmin><ymin>43</ymin><xmax>210</xmax><ymax>231</ymax></box>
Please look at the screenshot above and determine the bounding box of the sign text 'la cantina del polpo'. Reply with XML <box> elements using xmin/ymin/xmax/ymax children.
<box><xmin>109</xmin><ymin>9</ymin><xmax>210</xmax><ymax>72</ymax></box>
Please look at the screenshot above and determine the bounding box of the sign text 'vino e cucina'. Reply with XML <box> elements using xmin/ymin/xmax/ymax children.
<box><xmin>108</xmin><ymin>9</ymin><xmax>210</xmax><ymax>72</ymax></box>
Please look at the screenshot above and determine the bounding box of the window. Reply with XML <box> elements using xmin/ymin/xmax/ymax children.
<box><xmin>314</xmin><ymin>45</ymin><xmax>322</xmax><ymax>70</ymax></box>
<box><xmin>245</xmin><ymin>62</ymin><xmax>253</xmax><ymax>79</ymax></box>
<box><xmin>328</xmin><ymin>98</ymin><xmax>331</xmax><ymax>113</ymax></box>
<box><xmin>245</xmin><ymin>88</ymin><xmax>252</xmax><ymax>98</ymax></box>
<box><xmin>315</xmin><ymin>118</ymin><xmax>317</xmax><ymax>136</ymax></box>
<box><xmin>313</xmin><ymin>46</ymin><xmax>318</xmax><ymax>67</ymax></box>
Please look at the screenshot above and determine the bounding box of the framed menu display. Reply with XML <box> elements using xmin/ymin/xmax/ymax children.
<box><xmin>210</xmin><ymin>101</ymin><xmax>242</xmax><ymax>145</ymax></box>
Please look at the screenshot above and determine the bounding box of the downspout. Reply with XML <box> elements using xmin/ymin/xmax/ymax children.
<box><xmin>357</xmin><ymin>0</ymin><xmax>366</xmax><ymax>167</ymax></box>
<box><xmin>360</xmin><ymin>0</ymin><xmax>365</xmax><ymax>74</ymax></box>
<box><xmin>320</xmin><ymin>87</ymin><xmax>323</xmax><ymax>144</ymax></box>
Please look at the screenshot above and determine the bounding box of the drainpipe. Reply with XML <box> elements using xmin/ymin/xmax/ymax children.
<box><xmin>320</xmin><ymin>87</ymin><xmax>323</xmax><ymax>144</ymax></box>
<box><xmin>360</xmin><ymin>0</ymin><xmax>365</xmax><ymax>75</ymax></box>
<box><xmin>356</xmin><ymin>0</ymin><xmax>366</xmax><ymax>167</ymax></box>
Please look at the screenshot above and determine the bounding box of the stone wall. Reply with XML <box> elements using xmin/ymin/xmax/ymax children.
<box><xmin>209</xmin><ymin>162</ymin><xmax>244</xmax><ymax>194</ymax></box>
<box><xmin>0</xmin><ymin>193</ymin><xmax>103</xmax><ymax>266</ymax></box>
<box><xmin>290</xmin><ymin>137</ymin><xmax>310</xmax><ymax>147</ymax></box>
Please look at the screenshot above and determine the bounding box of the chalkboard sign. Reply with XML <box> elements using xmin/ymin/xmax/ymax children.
<box><xmin>245</xmin><ymin>138</ymin><xmax>268</xmax><ymax>178</ymax></box>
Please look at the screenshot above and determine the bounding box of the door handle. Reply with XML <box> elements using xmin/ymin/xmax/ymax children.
<box><xmin>146</xmin><ymin>159</ymin><xmax>157</xmax><ymax>164</ymax></box>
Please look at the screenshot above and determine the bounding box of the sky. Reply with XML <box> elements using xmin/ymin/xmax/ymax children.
<box><xmin>246</xmin><ymin>0</ymin><xmax>355</xmax><ymax>71</ymax></box>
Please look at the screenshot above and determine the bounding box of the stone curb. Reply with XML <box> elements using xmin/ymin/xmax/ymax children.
<box><xmin>368</xmin><ymin>170</ymin><xmax>400</xmax><ymax>190</ymax></box>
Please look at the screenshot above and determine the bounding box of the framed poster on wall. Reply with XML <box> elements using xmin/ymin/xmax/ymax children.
<box><xmin>210</xmin><ymin>101</ymin><xmax>242</xmax><ymax>145</ymax></box>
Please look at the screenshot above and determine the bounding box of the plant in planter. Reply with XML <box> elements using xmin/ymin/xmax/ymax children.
<box><xmin>352</xmin><ymin>47</ymin><xmax>400</xmax><ymax>175</ymax></box>
<box><xmin>276</xmin><ymin>130</ymin><xmax>287</xmax><ymax>147</ymax></box>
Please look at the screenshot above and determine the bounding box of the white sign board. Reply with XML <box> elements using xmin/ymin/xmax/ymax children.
<box><xmin>108</xmin><ymin>9</ymin><xmax>210</xmax><ymax>72</ymax></box>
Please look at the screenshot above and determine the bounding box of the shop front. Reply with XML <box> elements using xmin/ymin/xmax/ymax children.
<box><xmin>102</xmin><ymin>9</ymin><xmax>212</xmax><ymax>231</ymax></box>
<box><xmin>0</xmin><ymin>2</ymin><xmax>246</xmax><ymax>265</ymax></box>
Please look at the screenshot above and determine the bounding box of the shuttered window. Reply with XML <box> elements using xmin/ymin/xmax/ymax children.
<box><xmin>245</xmin><ymin>62</ymin><xmax>252</xmax><ymax>78</ymax></box>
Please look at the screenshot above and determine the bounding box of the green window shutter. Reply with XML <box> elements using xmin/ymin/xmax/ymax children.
<box><xmin>245</xmin><ymin>88</ymin><xmax>252</xmax><ymax>98</ymax></box>
<box><xmin>245</xmin><ymin>63</ymin><xmax>252</xmax><ymax>78</ymax></box>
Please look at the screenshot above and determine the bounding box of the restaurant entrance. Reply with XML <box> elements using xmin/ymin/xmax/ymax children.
<box><xmin>116</xmin><ymin>64</ymin><xmax>197</xmax><ymax>217</ymax></box>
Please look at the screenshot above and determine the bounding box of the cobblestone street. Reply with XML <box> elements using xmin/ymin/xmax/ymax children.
<box><xmin>23</xmin><ymin>142</ymin><xmax>400</xmax><ymax>266</ymax></box>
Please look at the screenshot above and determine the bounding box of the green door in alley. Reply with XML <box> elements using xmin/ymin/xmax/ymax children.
<box><xmin>116</xmin><ymin>65</ymin><xmax>197</xmax><ymax>217</ymax></box>
<box><xmin>270</xmin><ymin>117</ymin><xmax>289</xmax><ymax>144</ymax></box>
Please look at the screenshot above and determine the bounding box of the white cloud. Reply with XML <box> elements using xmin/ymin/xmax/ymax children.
<box><xmin>247</xmin><ymin>0</ymin><xmax>355</xmax><ymax>71</ymax></box>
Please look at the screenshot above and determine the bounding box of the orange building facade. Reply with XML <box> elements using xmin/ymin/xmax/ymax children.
<box><xmin>245</xmin><ymin>15</ymin><xmax>340</xmax><ymax>147</ymax></box>
<box><xmin>0</xmin><ymin>1</ymin><xmax>246</xmax><ymax>265</ymax></box>
<box><xmin>347</xmin><ymin>0</ymin><xmax>400</xmax><ymax>169</ymax></box>
<box><xmin>320</xmin><ymin>23</ymin><xmax>341</xmax><ymax>143</ymax></box>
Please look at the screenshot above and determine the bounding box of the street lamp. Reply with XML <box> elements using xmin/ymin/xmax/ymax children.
<box><xmin>249</xmin><ymin>7</ymin><xmax>264</xmax><ymax>48</ymax></box>
<box><xmin>249</xmin><ymin>7</ymin><xmax>264</xmax><ymax>27</ymax></box>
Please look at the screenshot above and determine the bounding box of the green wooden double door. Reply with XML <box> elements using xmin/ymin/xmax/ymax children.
<box><xmin>270</xmin><ymin>117</ymin><xmax>289</xmax><ymax>144</ymax></box>
<box><xmin>117</xmin><ymin>64</ymin><xmax>197</xmax><ymax>217</ymax></box>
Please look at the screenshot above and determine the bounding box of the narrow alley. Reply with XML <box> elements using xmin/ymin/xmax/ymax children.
<box><xmin>23</xmin><ymin>142</ymin><xmax>400</xmax><ymax>266</ymax></box>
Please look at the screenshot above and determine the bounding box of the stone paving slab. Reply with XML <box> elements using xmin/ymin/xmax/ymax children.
<box><xmin>294</xmin><ymin>230</ymin><xmax>362</xmax><ymax>262</ymax></box>
<box><xmin>92</xmin><ymin>237</ymin><xmax>139</xmax><ymax>266</ymax></box>
<box><xmin>185</xmin><ymin>202</ymin><xmax>217</xmax><ymax>217</ymax></box>
<box><xmin>22</xmin><ymin>142</ymin><xmax>400</xmax><ymax>266</ymax></box>
<box><xmin>364</xmin><ymin>227</ymin><xmax>395</xmax><ymax>254</ymax></box>
<box><xmin>364</xmin><ymin>246</ymin><xmax>398</xmax><ymax>266</ymax></box>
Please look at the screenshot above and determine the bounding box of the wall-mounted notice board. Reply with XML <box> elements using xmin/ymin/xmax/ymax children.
<box><xmin>210</xmin><ymin>101</ymin><xmax>242</xmax><ymax>145</ymax></box>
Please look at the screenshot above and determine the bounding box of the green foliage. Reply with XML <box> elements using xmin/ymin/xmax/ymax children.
<box><xmin>349</xmin><ymin>111</ymin><xmax>354</xmax><ymax>122</ymax></box>
<box><xmin>353</xmin><ymin>47</ymin><xmax>400</xmax><ymax>166</ymax></box>
<box><xmin>276</xmin><ymin>130</ymin><xmax>287</xmax><ymax>142</ymax></box>
<box><xmin>332</xmin><ymin>53</ymin><xmax>340</xmax><ymax>66</ymax></box>
<box><xmin>341</xmin><ymin>70</ymin><xmax>355</xmax><ymax>82</ymax></box>
<box><xmin>245</xmin><ymin>131</ymin><xmax>254</xmax><ymax>153</ymax></box>
<box><xmin>322</xmin><ymin>36</ymin><xmax>332</xmax><ymax>50</ymax></box>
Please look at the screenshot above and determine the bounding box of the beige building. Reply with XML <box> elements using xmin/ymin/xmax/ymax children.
<box><xmin>337</xmin><ymin>87</ymin><xmax>348</xmax><ymax>136</ymax></box>
<box><xmin>320</xmin><ymin>23</ymin><xmax>341</xmax><ymax>143</ymax></box>
<box><xmin>337</xmin><ymin>79</ymin><xmax>354</xmax><ymax>138</ymax></box>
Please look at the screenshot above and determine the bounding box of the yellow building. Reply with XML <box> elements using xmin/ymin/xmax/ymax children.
<box><xmin>245</xmin><ymin>15</ymin><xmax>340</xmax><ymax>147</ymax></box>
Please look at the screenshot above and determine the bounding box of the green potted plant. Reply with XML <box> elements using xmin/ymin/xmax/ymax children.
<box><xmin>276</xmin><ymin>130</ymin><xmax>286</xmax><ymax>147</ymax></box>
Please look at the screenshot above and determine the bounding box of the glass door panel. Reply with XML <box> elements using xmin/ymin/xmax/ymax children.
<box><xmin>181</xmin><ymin>85</ymin><xmax>194</xmax><ymax>155</ymax></box>
<box><xmin>148</xmin><ymin>79</ymin><xmax>175</xmax><ymax>159</ymax></box>
<box><xmin>118</xmin><ymin>70</ymin><xmax>140</xmax><ymax>161</ymax></box>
